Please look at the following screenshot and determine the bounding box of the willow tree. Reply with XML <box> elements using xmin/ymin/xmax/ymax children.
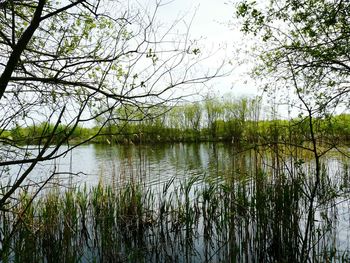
<box><xmin>237</xmin><ymin>0</ymin><xmax>350</xmax><ymax>261</ymax></box>
<box><xmin>0</xmin><ymin>0</ymin><xmax>222</xmax><ymax>213</ymax></box>
<box><xmin>183</xmin><ymin>102</ymin><xmax>202</xmax><ymax>140</ymax></box>
<box><xmin>204</xmin><ymin>95</ymin><xmax>224</xmax><ymax>140</ymax></box>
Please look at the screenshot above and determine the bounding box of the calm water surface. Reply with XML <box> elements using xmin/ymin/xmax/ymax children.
<box><xmin>6</xmin><ymin>143</ymin><xmax>349</xmax><ymax>189</ymax></box>
<box><xmin>26</xmin><ymin>143</ymin><xmax>229</xmax><ymax>188</ymax></box>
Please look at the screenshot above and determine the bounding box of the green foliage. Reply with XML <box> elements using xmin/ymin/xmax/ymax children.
<box><xmin>236</xmin><ymin>0</ymin><xmax>350</xmax><ymax>114</ymax></box>
<box><xmin>5</xmin><ymin>122</ymin><xmax>93</xmax><ymax>145</ymax></box>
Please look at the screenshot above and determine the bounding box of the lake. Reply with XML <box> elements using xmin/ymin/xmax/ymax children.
<box><xmin>9</xmin><ymin>143</ymin><xmax>240</xmax><ymax>189</ymax></box>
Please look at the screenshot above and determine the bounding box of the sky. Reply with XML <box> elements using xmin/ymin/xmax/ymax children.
<box><xmin>137</xmin><ymin>0</ymin><xmax>259</xmax><ymax>98</ymax></box>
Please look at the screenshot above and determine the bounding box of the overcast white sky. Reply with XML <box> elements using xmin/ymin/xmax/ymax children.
<box><xmin>138</xmin><ymin>0</ymin><xmax>259</xmax><ymax>98</ymax></box>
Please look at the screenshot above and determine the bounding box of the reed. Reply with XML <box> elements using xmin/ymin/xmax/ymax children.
<box><xmin>0</xmin><ymin>154</ymin><xmax>349</xmax><ymax>262</ymax></box>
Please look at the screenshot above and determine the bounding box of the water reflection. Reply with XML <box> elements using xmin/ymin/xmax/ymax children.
<box><xmin>19</xmin><ymin>143</ymin><xmax>344</xmax><ymax>189</ymax></box>
<box><xmin>47</xmin><ymin>143</ymin><xmax>216</xmax><ymax>188</ymax></box>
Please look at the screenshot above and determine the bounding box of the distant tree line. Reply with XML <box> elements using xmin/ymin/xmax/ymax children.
<box><xmin>4</xmin><ymin>95</ymin><xmax>350</xmax><ymax>146</ymax></box>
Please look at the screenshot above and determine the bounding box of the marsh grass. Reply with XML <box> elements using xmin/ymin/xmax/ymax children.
<box><xmin>1</xmin><ymin>152</ymin><xmax>350</xmax><ymax>262</ymax></box>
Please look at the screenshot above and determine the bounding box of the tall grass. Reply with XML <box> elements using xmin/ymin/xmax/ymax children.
<box><xmin>0</xmin><ymin>150</ymin><xmax>349</xmax><ymax>262</ymax></box>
